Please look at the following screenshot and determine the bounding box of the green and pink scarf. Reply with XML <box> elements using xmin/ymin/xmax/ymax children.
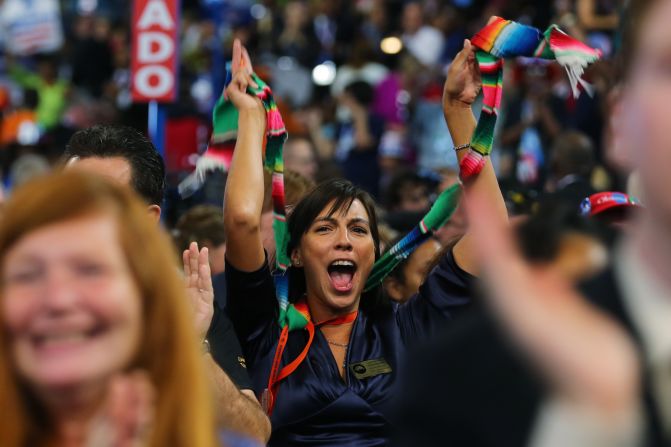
<box><xmin>461</xmin><ymin>17</ymin><xmax>601</xmax><ymax>181</ymax></box>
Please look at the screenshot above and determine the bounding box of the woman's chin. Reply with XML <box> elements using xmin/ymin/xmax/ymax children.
<box><xmin>308</xmin><ymin>280</ymin><xmax>364</xmax><ymax>315</ymax></box>
<box><xmin>323</xmin><ymin>290</ymin><xmax>360</xmax><ymax>312</ymax></box>
<box><xmin>28</xmin><ymin>362</ymin><xmax>114</xmax><ymax>390</ymax></box>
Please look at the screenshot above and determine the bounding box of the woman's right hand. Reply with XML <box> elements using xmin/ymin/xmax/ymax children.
<box><xmin>225</xmin><ymin>39</ymin><xmax>265</xmax><ymax>123</ymax></box>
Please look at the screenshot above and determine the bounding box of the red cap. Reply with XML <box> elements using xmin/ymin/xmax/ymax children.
<box><xmin>580</xmin><ymin>192</ymin><xmax>641</xmax><ymax>217</ymax></box>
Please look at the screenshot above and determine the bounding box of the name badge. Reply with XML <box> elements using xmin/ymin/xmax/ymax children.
<box><xmin>349</xmin><ymin>358</ymin><xmax>392</xmax><ymax>379</ymax></box>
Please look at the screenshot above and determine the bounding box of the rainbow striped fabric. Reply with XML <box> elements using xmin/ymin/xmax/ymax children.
<box><xmin>237</xmin><ymin>75</ymin><xmax>306</xmax><ymax>331</ymax></box>
<box><xmin>461</xmin><ymin>17</ymin><xmax>601</xmax><ymax>181</ymax></box>
<box><xmin>190</xmin><ymin>72</ymin><xmax>306</xmax><ymax>330</ymax></box>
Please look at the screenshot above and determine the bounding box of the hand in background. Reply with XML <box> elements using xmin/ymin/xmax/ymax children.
<box><xmin>183</xmin><ymin>241</ymin><xmax>214</xmax><ymax>341</ymax></box>
<box><xmin>467</xmin><ymin>189</ymin><xmax>640</xmax><ymax>418</ymax></box>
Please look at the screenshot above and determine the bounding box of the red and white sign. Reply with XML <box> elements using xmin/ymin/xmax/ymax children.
<box><xmin>131</xmin><ymin>0</ymin><xmax>179</xmax><ymax>103</ymax></box>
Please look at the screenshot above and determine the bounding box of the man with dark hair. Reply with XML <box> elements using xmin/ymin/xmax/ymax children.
<box><xmin>64</xmin><ymin>124</ymin><xmax>271</xmax><ymax>443</ymax></box>
<box><xmin>545</xmin><ymin>130</ymin><xmax>596</xmax><ymax>209</ymax></box>
<box><xmin>385</xmin><ymin>170</ymin><xmax>431</xmax><ymax>213</ymax></box>
<box><xmin>65</xmin><ymin>125</ymin><xmax>166</xmax><ymax>220</ymax></box>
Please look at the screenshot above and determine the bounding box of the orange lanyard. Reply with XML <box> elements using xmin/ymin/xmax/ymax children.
<box><xmin>265</xmin><ymin>300</ymin><xmax>357</xmax><ymax>415</ymax></box>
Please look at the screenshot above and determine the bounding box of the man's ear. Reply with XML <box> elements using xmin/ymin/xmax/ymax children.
<box><xmin>383</xmin><ymin>277</ymin><xmax>404</xmax><ymax>303</ymax></box>
<box><xmin>147</xmin><ymin>204</ymin><xmax>161</xmax><ymax>223</ymax></box>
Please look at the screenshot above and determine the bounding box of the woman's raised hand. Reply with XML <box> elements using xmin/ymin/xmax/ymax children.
<box><xmin>443</xmin><ymin>39</ymin><xmax>482</xmax><ymax>111</ymax></box>
<box><xmin>225</xmin><ymin>39</ymin><xmax>265</xmax><ymax>121</ymax></box>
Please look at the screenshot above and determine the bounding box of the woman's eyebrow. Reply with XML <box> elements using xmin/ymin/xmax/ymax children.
<box><xmin>313</xmin><ymin>216</ymin><xmax>338</xmax><ymax>225</ymax></box>
<box><xmin>312</xmin><ymin>216</ymin><xmax>370</xmax><ymax>226</ymax></box>
<box><xmin>348</xmin><ymin>217</ymin><xmax>370</xmax><ymax>226</ymax></box>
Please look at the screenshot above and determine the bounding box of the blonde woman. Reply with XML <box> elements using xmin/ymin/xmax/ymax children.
<box><xmin>0</xmin><ymin>171</ymin><xmax>219</xmax><ymax>447</ymax></box>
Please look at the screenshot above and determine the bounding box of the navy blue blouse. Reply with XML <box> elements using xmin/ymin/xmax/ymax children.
<box><xmin>226</xmin><ymin>250</ymin><xmax>474</xmax><ymax>446</ymax></box>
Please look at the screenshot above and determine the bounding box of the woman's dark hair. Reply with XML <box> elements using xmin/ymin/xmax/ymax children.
<box><xmin>286</xmin><ymin>179</ymin><xmax>387</xmax><ymax>313</ymax></box>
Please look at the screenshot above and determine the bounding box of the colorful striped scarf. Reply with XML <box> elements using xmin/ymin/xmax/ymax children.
<box><xmin>187</xmin><ymin>71</ymin><xmax>303</xmax><ymax>331</ymax></box>
<box><xmin>364</xmin><ymin>182</ymin><xmax>462</xmax><ymax>292</ymax></box>
<box><xmin>194</xmin><ymin>71</ymin><xmax>316</xmax><ymax>414</ymax></box>
<box><xmin>460</xmin><ymin>17</ymin><xmax>601</xmax><ymax>181</ymax></box>
<box><xmin>228</xmin><ymin>75</ymin><xmax>302</xmax><ymax>332</ymax></box>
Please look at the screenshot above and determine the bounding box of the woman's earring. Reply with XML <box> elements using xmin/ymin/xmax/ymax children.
<box><xmin>295</xmin><ymin>259</ymin><xmax>301</xmax><ymax>267</ymax></box>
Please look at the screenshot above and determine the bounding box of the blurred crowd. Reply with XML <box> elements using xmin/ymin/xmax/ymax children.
<box><xmin>0</xmin><ymin>0</ymin><xmax>625</xmax><ymax>226</ymax></box>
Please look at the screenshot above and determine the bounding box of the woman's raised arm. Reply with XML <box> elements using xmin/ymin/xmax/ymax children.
<box><xmin>443</xmin><ymin>38</ymin><xmax>508</xmax><ymax>276</ymax></box>
<box><xmin>223</xmin><ymin>40</ymin><xmax>267</xmax><ymax>272</ymax></box>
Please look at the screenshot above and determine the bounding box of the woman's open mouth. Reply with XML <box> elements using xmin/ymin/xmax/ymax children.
<box><xmin>327</xmin><ymin>259</ymin><xmax>358</xmax><ymax>293</ymax></box>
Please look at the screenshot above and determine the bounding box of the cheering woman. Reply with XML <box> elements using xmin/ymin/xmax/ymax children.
<box><xmin>224</xmin><ymin>38</ymin><xmax>507</xmax><ymax>445</ymax></box>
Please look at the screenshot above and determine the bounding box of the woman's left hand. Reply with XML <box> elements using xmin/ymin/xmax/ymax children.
<box><xmin>443</xmin><ymin>39</ymin><xmax>482</xmax><ymax>111</ymax></box>
<box><xmin>183</xmin><ymin>242</ymin><xmax>214</xmax><ymax>341</ymax></box>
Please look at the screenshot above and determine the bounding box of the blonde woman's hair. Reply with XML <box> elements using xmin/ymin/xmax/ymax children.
<box><xmin>0</xmin><ymin>171</ymin><xmax>217</xmax><ymax>447</ymax></box>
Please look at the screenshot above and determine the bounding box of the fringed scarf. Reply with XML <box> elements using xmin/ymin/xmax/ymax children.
<box><xmin>225</xmin><ymin>75</ymin><xmax>302</xmax><ymax>335</ymax></box>
<box><xmin>183</xmin><ymin>70</ymin><xmax>300</xmax><ymax>330</ymax></box>
<box><xmin>460</xmin><ymin>16</ymin><xmax>601</xmax><ymax>181</ymax></box>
